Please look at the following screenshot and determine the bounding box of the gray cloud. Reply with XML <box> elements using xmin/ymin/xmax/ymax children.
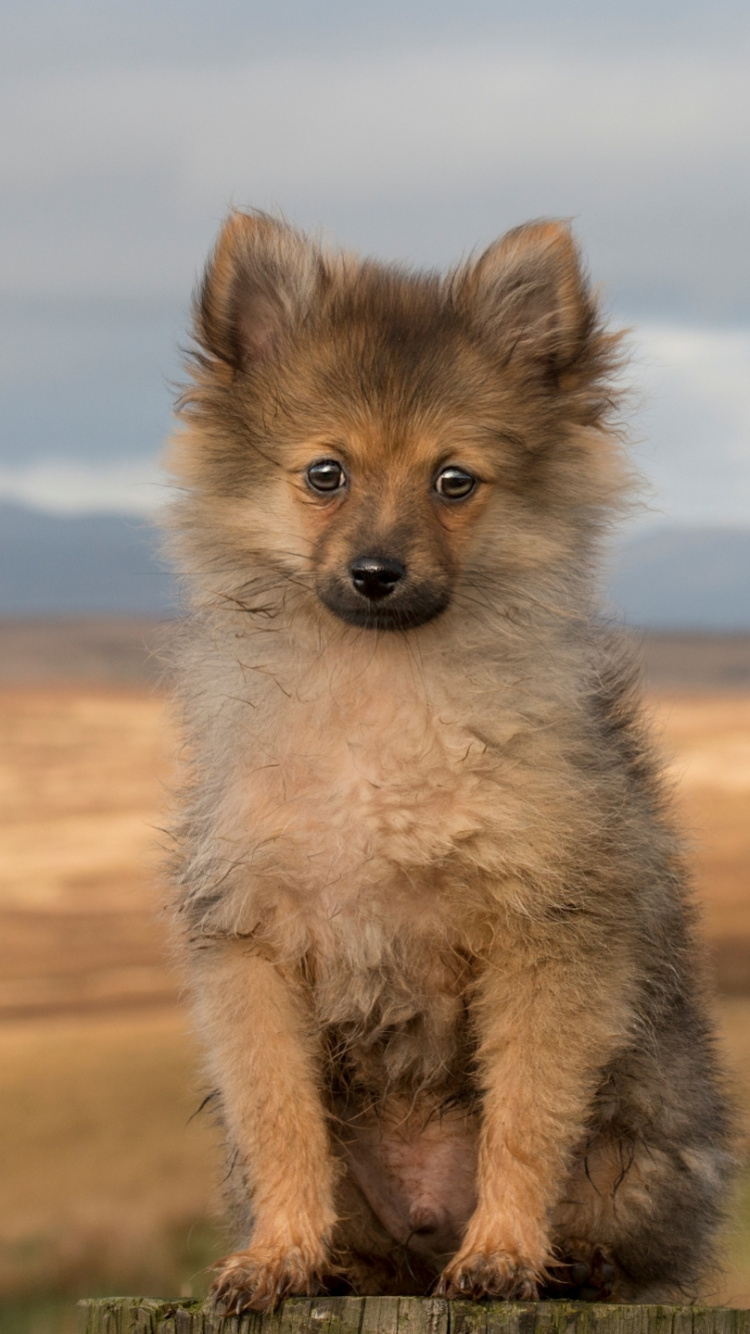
<box><xmin>2</xmin><ymin>0</ymin><xmax>749</xmax><ymax>73</ymax></box>
<box><xmin>0</xmin><ymin>298</ymin><xmax>181</xmax><ymax>466</ymax></box>
<box><xmin>1</xmin><ymin>2</ymin><xmax>749</xmax><ymax>524</ymax></box>
<box><xmin>629</xmin><ymin>326</ymin><xmax>750</xmax><ymax>525</ymax></box>
<box><xmin>1</xmin><ymin>45</ymin><xmax>749</xmax><ymax>315</ymax></box>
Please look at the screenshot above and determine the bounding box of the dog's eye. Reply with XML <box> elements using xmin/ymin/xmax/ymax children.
<box><xmin>434</xmin><ymin>466</ymin><xmax>476</xmax><ymax>500</ymax></box>
<box><xmin>306</xmin><ymin>459</ymin><xmax>346</xmax><ymax>493</ymax></box>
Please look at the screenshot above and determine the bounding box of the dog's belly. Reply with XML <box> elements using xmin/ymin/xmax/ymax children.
<box><xmin>337</xmin><ymin>1101</ymin><xmax>478</xmax><ymax>1262</ymax></box>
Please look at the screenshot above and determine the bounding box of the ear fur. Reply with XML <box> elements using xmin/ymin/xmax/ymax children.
<box><xmin>195</xmin><ymin>211</ymin><xmax>324</xmax><ymax>371</ymax></box>
<box><xmin>457</xmin><ymin>220</ymin><xmax>594</xmax><ymax>371</ymax></box>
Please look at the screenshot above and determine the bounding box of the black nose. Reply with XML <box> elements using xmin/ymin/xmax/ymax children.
<box><xmin>350</xmin><ymin>555</ymin><xmax>405</xmax><ymax>601</ymax></box>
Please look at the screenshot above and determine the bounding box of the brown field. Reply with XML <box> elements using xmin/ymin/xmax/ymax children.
<box><xmin>0</xmin><ymin>624</ymin><xmax>749</xmax><ymax>1329</ymax></box>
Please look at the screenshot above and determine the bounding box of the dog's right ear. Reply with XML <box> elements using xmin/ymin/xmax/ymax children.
<box><xmin>195</xmin><ymin>212</ymin><xmax>324</xmax><ymax>372</ymax></box>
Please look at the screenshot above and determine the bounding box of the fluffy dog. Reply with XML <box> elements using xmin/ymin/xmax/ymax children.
<box><xmin>165</xmin><ymin>212</ymin><xmax>732</xmax><ymax>1310</ymax></box>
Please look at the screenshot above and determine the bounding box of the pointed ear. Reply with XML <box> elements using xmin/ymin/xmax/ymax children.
<box><xmin>195</xmin><ymin>211</ymin><xmax>324</xmax><ymax>371</ymax></box>
<box><xmin>456</xmin><ymin>221</ymin><xmax>594</xmax><ymax>370</ymax></box>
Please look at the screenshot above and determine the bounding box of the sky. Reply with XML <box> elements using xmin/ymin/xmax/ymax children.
<box><xmin>2</xmin><ymin>0</ymin><xmax>749</xmax><ymax>525</ymax></box>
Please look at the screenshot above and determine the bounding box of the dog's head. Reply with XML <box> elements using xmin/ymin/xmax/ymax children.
<box><xmin>169</xmin><ymin>213</ymin><xmax>625</xmax><ymax>631</ymax></box>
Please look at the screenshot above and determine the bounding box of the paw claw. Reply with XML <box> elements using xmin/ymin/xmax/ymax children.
<box><xmin>210</xmin><ymin>1244</ymin><xmax>327</xmax><ymax>1314</ymax></box>
<box><xmin>546</xmin><ymin>1242</ymin><xmax>617</xmax><ymax>1301</ymax></box>
<box><xmin>438</xmin><ymin>1249</ymin><xmax>541</xmax><ymax>1301</ymax></box>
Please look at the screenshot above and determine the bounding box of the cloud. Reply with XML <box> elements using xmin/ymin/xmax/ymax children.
<box><xmin>628</xmin><ymin>324</ymin><xmax>750</xmax><ymax>524</ymax></box>
<box><xmin>1</xmin><ymin>44</ymin><xmax>748</xmax><ymax>314</ymax></box>
<box><xmin>1</xmin><ymin>11</ymin><xmax>748</xmax><ymax>526</ymax></box>
<box><xmin>0</xmin><ymin>458</ymin><xmax>165</xmax><ymax>515</ymax></box>
<box><xmin>2</xmin><ymin>0</ymin><xmax>748</xmax><ymax>75</ymax></box>
<box><xmin>0</xmin><ymin>296</ymin><xmax>181</xmax><ymax>467</ymax></box>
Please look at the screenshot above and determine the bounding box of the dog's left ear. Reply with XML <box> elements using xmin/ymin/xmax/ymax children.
<box><xmin>456</xmin><ymin>220</ymin><xmax>594</xmax><ymax>372</ymax></box>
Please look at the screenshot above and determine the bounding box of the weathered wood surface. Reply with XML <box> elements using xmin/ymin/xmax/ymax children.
<box><xmin>78</xmin><ymin>1297</ymin><xmax>750</xmax><ymax>1334</ymax></box>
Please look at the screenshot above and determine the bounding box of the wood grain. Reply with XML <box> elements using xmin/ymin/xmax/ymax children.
<box><xmin>77</xmin><ymin>1297</ymin><xmax>750</xmax><ymax>1334</ymax></box>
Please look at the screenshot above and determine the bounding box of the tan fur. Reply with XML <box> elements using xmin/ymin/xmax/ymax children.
<box><xmin>165</xmin><ymin>213</ymin><xmax>733</xmax><ymax>1310</ymax></box>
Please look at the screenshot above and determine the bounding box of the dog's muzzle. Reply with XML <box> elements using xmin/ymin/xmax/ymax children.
<box><xmin>317</xmin><ymin>555</ymin><xmax>449</xmax><ymax>630</ymax></box>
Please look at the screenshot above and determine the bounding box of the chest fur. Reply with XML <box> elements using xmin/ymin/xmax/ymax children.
<box><xmin>234</xmin><ymin>678</ymin><xmax>504</xmax><ymax>893</ymax></box>
<box><xmin>201</xmin><ymin>639</ymin><xmax>577</xmax><ymax>1000</ymax></box>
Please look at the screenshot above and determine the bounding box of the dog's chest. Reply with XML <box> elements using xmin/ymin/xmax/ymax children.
<box><xmin>239</xmin><ymin>672</ymin><xmax>497</xmax><ymax>893</ymax></box>
<box><xmin>226</xmin><ymin>658</ymin><xmax>506</xmax><ymax>1090</ymax></box>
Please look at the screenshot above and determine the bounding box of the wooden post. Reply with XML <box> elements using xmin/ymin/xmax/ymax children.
<box><xmin>78</xmin><ymin>1297</ymin><xmax>750</xmax><ymax>1334</ymax></box>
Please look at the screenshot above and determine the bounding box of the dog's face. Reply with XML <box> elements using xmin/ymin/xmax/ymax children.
<box><xmin>285</xmin><ymin>407</ymin><xmax>502</xmax><ymax>632</ymax></box>
<box><xmin>172</xmin><ymin>214</ymin><xmax>624</xmax><ymax>631</ymax></box>
<box><xmin>301</xmin><ymin>449</ymin><xmax>480</xmax><ymax>632</ymax></box>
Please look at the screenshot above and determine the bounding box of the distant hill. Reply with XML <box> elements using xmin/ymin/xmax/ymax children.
<box><xmin>606</xmin><ymin>526</ymin><xmax>750</xmax><ymax>630</ymax></box>
<box><xmin>0</xmin><ymin>503</ymin><xmax>172</xmax><ymax>616</ymax></box>
<box><xmin>1</xmin><ymin>502</ymin><xmax>749</xmax><ymax>629</ymax></box>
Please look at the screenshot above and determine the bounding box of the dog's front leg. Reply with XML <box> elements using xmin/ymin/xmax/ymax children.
<box><xmin>193</xmin><ymin>937</ymin><xmax>338</xmax><ymax>1312</ymax></box>
<box><xmin>438</xmin><ymin>933</ymin><xmax>630</xmax><ymax>1300</ymax></box>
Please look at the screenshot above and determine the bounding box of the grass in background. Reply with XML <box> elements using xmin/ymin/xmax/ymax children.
<box><xmin>2</xmin><ymin>675</ymin><xmax>750</xmax><ymax>1331</ymax></box>
<box><xmin>0</xmin><ymin>1011</ymin><xmax>224</xmax><ymax>1334</ymax></box>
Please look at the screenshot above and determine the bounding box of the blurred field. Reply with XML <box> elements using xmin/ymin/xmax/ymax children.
<box><xmin>0</xmin><ymin>623</ymin><xmax>749</xmax><ymax>1331</ymax></box>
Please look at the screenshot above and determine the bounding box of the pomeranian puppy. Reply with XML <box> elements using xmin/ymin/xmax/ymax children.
<box><xmin>165</xmin><ymin>212</ymin><xmax>732</xmax><ymax>1311</ymax></box>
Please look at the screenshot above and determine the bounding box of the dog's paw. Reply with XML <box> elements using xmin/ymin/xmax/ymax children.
<box><xmin>544</xmin><ymin>1242</ymin><xmax>617</xmax><ymax>1301</ymax></box>
<box><xmin>210</xmin><ymin>1243</ymin><xmax>327</xmax><ymax>1314</ymax></box>
<box><xmin>436</xmin><ymin>1249</ymin><xmax>540</xmax><ymax>1301</ymax></box>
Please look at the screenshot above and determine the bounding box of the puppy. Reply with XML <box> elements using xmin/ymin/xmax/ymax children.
<box><xmin>165</xmin><ymin>213</ymin><xmax>732</xmax><ymax>1310</ymax></box>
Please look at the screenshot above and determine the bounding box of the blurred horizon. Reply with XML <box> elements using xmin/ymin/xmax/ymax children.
<box><xmin>2</xmin><ymin>500</ymin><xmax>750</xmax><ymax>629</ymax></box>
